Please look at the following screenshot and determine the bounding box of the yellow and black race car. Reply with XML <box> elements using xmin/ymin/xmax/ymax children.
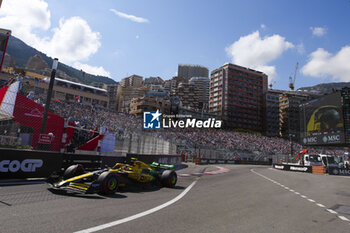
<box><xmin>48</xmin><ymin>158</ymin><xmax>177</xmax><ymax>195</ymax></box>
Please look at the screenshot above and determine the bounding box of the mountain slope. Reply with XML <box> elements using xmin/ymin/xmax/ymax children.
<box><xmin>6</xmin><ymin>36</ymin><xmax>116</xmax><ymax>85</ymax></box>
<box><xmin>298</xmin><ymin>82</ymin><xmax>350</xmax><ymax>94</ymax></box>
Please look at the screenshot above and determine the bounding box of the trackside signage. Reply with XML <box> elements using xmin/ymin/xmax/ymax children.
<box><xmin>273</xmin><ymin>164</ymin><xmax>312</xmax><ymax>173</ymax></box>
<box><xmin>0</xmin><ymin>159</ymin><xmax>43</xmax><ymax>172</ymax></box>
<box><xmin>329</xmin><ymin>167</ymin><xmax>350</xmax><ymax>176</ymax></box>
<box><xmin>0</xmin><ymin>148</ymin><xmax>62</xmax><ymax>179</ymax></box>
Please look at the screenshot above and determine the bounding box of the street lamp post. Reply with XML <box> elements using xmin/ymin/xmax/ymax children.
<box><xmin>38</xmin><ymin>58</ymin><xmax>58</xmax><ymax>150</ymax></box>
<box><xmin>40</xmin><ymin>58</ymin><xmax>58</xmax><ymax>134</ymax></box>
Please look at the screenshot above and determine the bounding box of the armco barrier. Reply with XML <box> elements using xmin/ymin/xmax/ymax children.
<box><xmin>272</xmin><ymin>164</ymin><xmax>312</xmax><ymax>173</ymax></box>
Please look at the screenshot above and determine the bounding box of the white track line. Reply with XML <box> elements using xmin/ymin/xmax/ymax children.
<box><xmin>251</xmin><ymin>169</ymin><xmax>350</xmax><ymax>225</ymax></box>
<box><xmin>74</xmin><ymin>180</ymin><xmax>198</xmax><ymax>233</ymax></box>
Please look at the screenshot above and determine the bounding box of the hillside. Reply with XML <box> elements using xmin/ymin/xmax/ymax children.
<box><xmin>5</xmin><ymin>36</ymin><xmax>117</xmax><ymax>85</ymax></box>
<box><xmin>298</xmin><ymin>82</ymin><xmax>350</xmax><ymax>94</ymax></box>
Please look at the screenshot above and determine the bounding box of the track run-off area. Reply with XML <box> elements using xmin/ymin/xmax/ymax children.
<box><xmin>1</xmin><ymin>164</ymin><xmax>350</xmax><ymax>233</ymax></box>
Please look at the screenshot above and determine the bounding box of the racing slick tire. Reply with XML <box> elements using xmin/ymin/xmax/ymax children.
<box><xmin>160</xmin><ymin>170</ymin><xmax>177</xmax><ymax>188</ymax></box>
<box><xmin>97</xmin><ymin>172</ymin><xmax>119</xmax><ymax>195</ymax></box>
<box><xmin>63</xmin><ymin>164</ymin><xmax>85</xmax><ymax>180</ymax></box>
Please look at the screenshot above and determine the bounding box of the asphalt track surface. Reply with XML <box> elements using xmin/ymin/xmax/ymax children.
<box><xmin>1</xmin><ymin>164</ymin><xmax>350</xmax><ymax>233</ymax></box>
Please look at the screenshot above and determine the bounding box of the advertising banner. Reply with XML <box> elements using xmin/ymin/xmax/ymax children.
<box><xmin>329</xmin><ymin>167</ymin><xmax>350</xmax><ymax>176</ymax></box>
<box><xmin>0</xmin><ymin>149</ymin><xmax>62</xmax><ymax>179</ymax></box>
<box><xmin>273</xmin><ymin>164</ymin><xmax>312</xmax><ymax>173</ymax></box>
<box><xmin>300</xmin><ymin>92</ymin><xmax>345</xmax><ymax>145</ymax></box>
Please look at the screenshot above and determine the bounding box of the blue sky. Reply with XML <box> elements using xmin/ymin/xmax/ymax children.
<box><xmin>1</xmin><ymin>0</ymin><xmax>350</xmax><ymax>90</ymax></box>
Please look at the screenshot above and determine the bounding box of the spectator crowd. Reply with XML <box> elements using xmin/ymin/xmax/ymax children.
<box><xmin>46</xmin><ymin>100</ymin><xmax>347</xmax><ymax>156</ymax></box>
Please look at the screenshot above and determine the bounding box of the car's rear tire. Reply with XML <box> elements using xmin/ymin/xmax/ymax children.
<box><xmin>161</xmin><ymin>170</ymin><xmax>177</xmax><ymax>188</ymax></box>
<box><xmin>63</xmin><ymin>164</ymin><xmax>85</xmax><ymax>180</ymax></box>
<box><xmin>98</xmin><ymin>172</ymin><xmax>119</xmax><ymax>195</ymax></box>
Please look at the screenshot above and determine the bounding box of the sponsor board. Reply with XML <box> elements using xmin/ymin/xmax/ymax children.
<box><xmin>0</xmin><ymin>159</ymin><xmax>43</xmax><ymax>172</ymax></box>
<box><xmin>200</xmin><ymin>159</ymin><xmax>208</xmax><ymax>164</ymax></box>
<box><xmin>0</xmin><ymin>148</ymin><xmax>62</xmax><ymax>179</ymax></box>
<box><xmin>290</xmin><ymin>166</ymin><xmax>308</xmax><ymax>172</ymax></box>
<box><xmin>274</xmin><ymin>165</ymin><xmax>284</xmax><ymax>170</ymax></box>
<box><xmin>209</xmin><ymin>160</ymin><xmax>216</xmax><ymax>164</ymax></box>
<box><xmin>273</xmin><ymin>164</ymin><xmax>312</xmax><ymax>173</ymax></box>
<box><xmin>329</xmin><ymin>167</ymin><xmax>350</xmax><ymax>176</ymax></box>
<box><xmin>301</xmin><ymin>133</ymin><xmax>344</xmax><ymax>146</ymax></box>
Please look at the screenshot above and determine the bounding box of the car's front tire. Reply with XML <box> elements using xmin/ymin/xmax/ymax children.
<box><xmin>63</xmin><ymin>164</ymin><xmax>85</xmax><ymax>180</ymax></box>
<box><xmin>97</xmin><ymin>172</ymin><xmax>119</xmax><ymax>195</ymax></box>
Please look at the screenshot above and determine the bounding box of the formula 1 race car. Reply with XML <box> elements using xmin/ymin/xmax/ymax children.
<box><xmin>48</xmin><ymin>158</ymin><xmax>177</xmax><ymax>195</ymax></box>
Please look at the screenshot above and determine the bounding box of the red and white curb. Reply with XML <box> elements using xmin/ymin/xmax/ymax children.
<box><xmin>251</xmin><ymin>169</ymin><xmax>350</xmax><ymax>225</ymax></box>
<box><xmin>178</xmin><ymin>166</ymin><xmax>230</xmax><ymax>177</ymax></box>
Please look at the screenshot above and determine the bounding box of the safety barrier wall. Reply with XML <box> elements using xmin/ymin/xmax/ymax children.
<box><xmin>198</xmin><ymin>158</ymin><xmax>272</xmax><ymax>165</ymax></box>
<box><xmin>0</xmin><ymin>148</ymin><xmax>181</xmax><ymax>179</ymax></box>
<box><xmin>126</xmin><ymin>153</ymin><xmax>182</xmax><ymax>166</ymax></box>
<box><xmin>0</xmin><ymin>148</ymin><xmax>63</xmax><ymax>179</ymax></box>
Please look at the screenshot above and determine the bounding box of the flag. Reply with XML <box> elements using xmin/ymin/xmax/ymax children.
<box><xmin>75</xmin><ymin>95</ymin><xmax>81</xmax><ymax>103</ymax></box>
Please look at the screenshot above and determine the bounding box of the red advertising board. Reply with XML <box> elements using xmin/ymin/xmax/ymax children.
<box><xmin>38</xmin><ymin>134</ymin><xmax>52</xmax><ymax>144</ymax></box>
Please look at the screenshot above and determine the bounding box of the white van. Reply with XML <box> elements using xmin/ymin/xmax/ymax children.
<box><xmin>303</xmin><ymin>154</ymin><xmax>323</xmax><ymax>166</ymax></box>
<box><xmin>319</xmin><ymin>154</ymin><xmax>339</xmax><ymax>168</ymax></box>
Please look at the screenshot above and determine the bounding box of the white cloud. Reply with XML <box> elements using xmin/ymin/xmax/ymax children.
<box><xmin>110</xmin><ymin>9</ymin><xmax>149</xmax><ymax>23</ymax></box>
<box><xmin>74</xmin><ymin>62</ymin><xmax>111</xmax><ymax>77</ymax></box>
<box><xmin>0</xmin><ymin>0</ymin><xmax>110</xmax><ymax>77</ymax></box>
<box><xmin>226</xmin><ymin>31</ymin><xmax>294</xmax><ymax>80</ymax></box>
<box><xmin>38</xmin><ymin>17</ymin><xmax>101</xmax><ymax>64</ymax></box>
<box><xmin>0</xmin><ymin>0</ymin><xmax>50</xmax><ymax>46</ymax></box>
<box><xmin>310</xmin><ymin>27</ymin><xmax>327</xmax><ymax>37</ymax></box>
<box><xmin>260</xmin><ymin>24</ymin><xmax>266</xmax><ymax>29</ymax></box>
<box><xmin>301</xmin><ymin>46</ymin><xmax>350</xmax><ymax>81</ymax></box>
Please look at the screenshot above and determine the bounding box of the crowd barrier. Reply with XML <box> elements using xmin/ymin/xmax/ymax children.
<box><xmin>0</xmin><ymin>148</ymin><xmax>182</xmax><ymax>180</ymax></box>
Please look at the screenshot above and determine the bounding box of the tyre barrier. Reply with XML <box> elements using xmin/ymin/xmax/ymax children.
<box><xmin>312</xmin><ymin>166</ymin><xmax>325</xmax><ymax>175</ymax></box>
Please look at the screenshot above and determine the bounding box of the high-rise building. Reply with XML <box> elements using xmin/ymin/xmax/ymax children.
<box><xmin>172</xmin><ymin>82</ymin><xmax>201</xmax><ymax>110</ymax></box>
<box><xmin>209</xmin><ymin>63</ymin><xmax>268</xmax><ymax>132</ymax></box>
<box><xmin>107</xmin><ymin>84</ymin><xmax>119</xmax><ymax>111</ymax></box>
<box><xmin>265</xmin><ymin>90</ymin><xmax>281</xmax><ymax>137</ymax></box>
<box><xmin>279</xmin><ymin>91</ymin><xmax>320</xmax><ymax>141</ymax></box>
<box><xmin>120</xmin><ymin>75</ymin><xmax>143</xmax><ymax>88</ymax></box>
<box><xmin>178</xmin><ymin>64</ymin><xmax>209</xmax><ymax>82</ymax></box>
<box><xmin>189</xmin><ymin>77</ymin><xmax>210</xmax><ymax>109</ymax></box>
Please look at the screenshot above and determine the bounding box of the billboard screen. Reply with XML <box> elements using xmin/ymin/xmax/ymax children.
<box><xmin>300</xmin><ymin>92</ymin><xmax>344</xmax><ymax>145</ymax></box>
